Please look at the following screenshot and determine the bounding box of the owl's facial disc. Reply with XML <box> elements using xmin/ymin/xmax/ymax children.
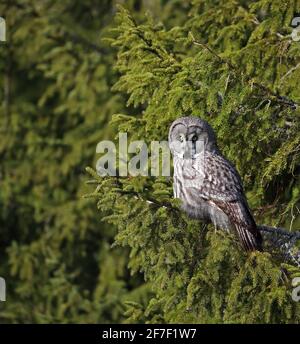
<box><xmin>169</xmin><ymin>124</ymin><xmax>205</xmax><ymax>159</ymax></box>
<box><xmin>169</xmin><ymin>117</ymin><xmax>218</xmax><ymax>159</ymax></box>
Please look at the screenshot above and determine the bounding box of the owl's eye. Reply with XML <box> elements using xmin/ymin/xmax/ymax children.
<box><xmin>179</xmin><ymin>134</ymin><xmax>185</xmax><ymax>142</ymax></box>
<box><xmin>191</xmin><ymin>135</ymin><xmax>198</xmax><ymax>142</ymax></box>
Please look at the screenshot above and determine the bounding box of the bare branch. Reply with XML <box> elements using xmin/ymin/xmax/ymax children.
<box><xmin>259</xmin><ymin>225</ymin><xmax>300</xmax><ymax>267</ymax></box>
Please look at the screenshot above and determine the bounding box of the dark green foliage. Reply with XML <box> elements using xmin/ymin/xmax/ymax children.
<box><xmin>1</xmin><ymin>0</ymin><xmax>300</xmax><ymax>324</ymax></box>
<box><xmin>0</xmin><ymin>0</ymin><xmax>160</xmax><ymax>323</ymax></box>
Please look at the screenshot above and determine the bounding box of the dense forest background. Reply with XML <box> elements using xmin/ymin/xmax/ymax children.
<box><xmin>0</xmin><ymin>0</ymin><xmax>300</xmax><ymax>323</ymax></box>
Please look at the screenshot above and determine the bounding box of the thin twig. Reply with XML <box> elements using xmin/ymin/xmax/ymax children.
<box><xmin>280</xmin><ymin>62</ymin><xmax>300</xmax><ymax>84</ymax></box>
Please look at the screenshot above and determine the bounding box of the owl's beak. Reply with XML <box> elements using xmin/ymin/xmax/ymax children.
<box><xmin>183</xmin><ymin>140</ymin><xmax>204</xmax><ymax>160</ymax></box>
<box><xmin>183</xmin><ymin>141</ymin><xmax>193</xmax><ymax>159</ymax></box>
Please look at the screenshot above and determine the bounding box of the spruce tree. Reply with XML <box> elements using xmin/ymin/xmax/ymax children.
<box><xmin>1</xmin><ymin>0</ymin><xmax>300</xmax><ymax>324</ymax></box>
<box><xmin>87</xmin><ymin>1</ymin><xmax>300</xmax><ymax>323</ymax></box>
<box><xmin>0</xmin><ymin>0</ymin><xmax>159</xmax><ymax>324</ymax></box>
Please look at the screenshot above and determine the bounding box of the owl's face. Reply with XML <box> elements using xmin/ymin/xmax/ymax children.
<box><xmin>168</xmin><ymin>116</ymin><xmax>217</xmax><ymax>159</ymax></box>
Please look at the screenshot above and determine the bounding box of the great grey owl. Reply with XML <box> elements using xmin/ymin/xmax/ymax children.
<box><xmin>168</xmin><ymin>116</ymin><xmax>262</xmax><ymax>251</ymax></box>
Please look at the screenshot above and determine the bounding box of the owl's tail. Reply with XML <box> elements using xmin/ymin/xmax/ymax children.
<box><xmin>215</xmin><ymin>200</ymin><xmax>263</xmax><ymax>252</ymax></box>
<box><xmin>228</xmin><ymin>201</ymin><xmax>263</xmax><ymax>252</ymax></box>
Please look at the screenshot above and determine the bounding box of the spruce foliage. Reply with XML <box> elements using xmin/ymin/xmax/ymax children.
<box><xmin>1</xmin><ymin>0</ymin><xmax>300</xmax><ymax>324</ymax></box>
<box><xmin>0</xmin><ymin>0</ymin><xmax>156</xmax><ymax>323</ymax></box>
<box><xmin>87</xmin><ymin>1</ymin><xmax>300</xmax><ymax>323</ymax></box>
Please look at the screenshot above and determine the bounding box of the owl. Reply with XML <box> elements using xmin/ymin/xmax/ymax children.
<box><xmin>168</xmin><ymin>116</ymin><xmax>262</xmax><ymax>251</ymax></box>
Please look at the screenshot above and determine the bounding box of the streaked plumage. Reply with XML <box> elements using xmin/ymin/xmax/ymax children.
<box><xmin>168</xmin><ymin>116</ymin><xmax>262</xmax><ymax>251</ymax></box>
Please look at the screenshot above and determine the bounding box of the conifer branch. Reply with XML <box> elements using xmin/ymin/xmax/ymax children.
<box><xmin>126</xmin><ymin>9</ymin><xmax>179</xmax><ymax>65</ymax></box>
<box><xmin>250</xmin><ymin>16</ymin><xmax>288</xmax><ymax>40</ymax></box>
<box><xmin>46</xmin><ymin>31</ymin><xmax>107</xmax><ymax>55</ymax></box>
<box><xmin>86</xmin><ymin>168</ymin><xmax>300</xmax><ymax>266</ymax></box>
<box><xmin>259</xmin><ymin>225</ymin><xmax>300</xmax><ymax>267</ymax></box>
<box><xmin>8</xmin><ymin>1</ymin><xmax>106</xmax><ymax>55</ymax></box>
<box><xmin>259</xmin><ymin>225</ymin><xmax>300</xmax><ymax>240</ymax></box>
<box><xmin>121</xmin><ymin>185</ymin><xmax>300</xmax><ymax>265</ymax></box>
<box><xmin>111</xmin><ymin>177</ymin><xmax>180</xmax><ymax>213</ymax></box>
<box><xmin>61</xmin><ymin>31</ymin><xmax>107</xmax><ymax>55</ymax></box>
<box><xmin>189</xmin><ymin>37</ymin><xmax>223</xmax><ymax>64</ymax></box>
<box><xmin>190</xmin><ymin>33</ymin><xmax>298</xmax><ymax>110</ymax></box>
<box><xmin>280</xmin><ymin>62</ymin><xmax>300</xmax><ymax>85</ymax></box>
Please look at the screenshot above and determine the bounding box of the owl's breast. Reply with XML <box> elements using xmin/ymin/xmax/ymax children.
<box><xmin>172</xmin><ymin>157</ymin><xmax>231</xmax><ymax>229</ymax></box>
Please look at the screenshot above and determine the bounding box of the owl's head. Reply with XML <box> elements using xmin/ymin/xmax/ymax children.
<box><xmin>168</xmin><ymin>116</ymin><xmax>218</xmax><ymax>158</ymax></box>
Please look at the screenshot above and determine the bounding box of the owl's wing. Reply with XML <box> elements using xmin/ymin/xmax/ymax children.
<box><xmin>191</xmin><ymin>152</ymin><xmax>244</xmax><ymax>202</ymax></box>
<box><xmin>188</xmin><ymin>152</ymin><xmax>262</xmax><ymax>251</ymax></box>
